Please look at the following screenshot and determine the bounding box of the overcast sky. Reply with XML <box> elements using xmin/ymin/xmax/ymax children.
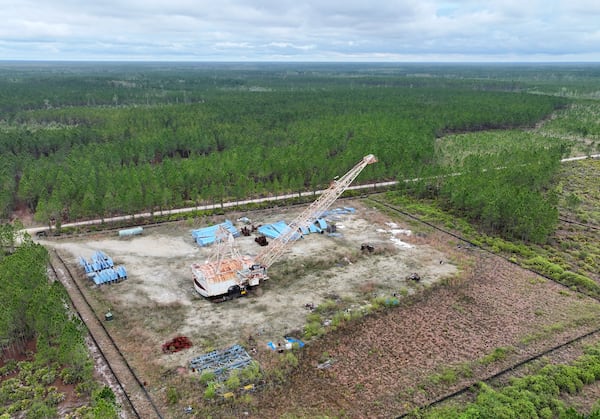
<box><xmin>1</xmin><ymin>0</ymin><xmax>599</xmax><ymax>62</ymax></box>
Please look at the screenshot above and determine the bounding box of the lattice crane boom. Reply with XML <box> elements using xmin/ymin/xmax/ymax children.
<box><xmin>254</xmin><ymin>154</ymin><xmax>377</xmax><ymax>269</ymax></box>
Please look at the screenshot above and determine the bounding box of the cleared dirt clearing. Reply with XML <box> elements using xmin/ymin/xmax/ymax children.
<box><xmin>40</xmin><ymin>201</ymin><xmax>455</xmax><ymax>379</ymax></box>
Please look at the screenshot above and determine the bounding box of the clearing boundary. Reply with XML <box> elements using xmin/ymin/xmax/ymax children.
<box><xmin>49</xmin><ymin>250</ymin><xmax>163</xmax><ymax>419</ymax></box>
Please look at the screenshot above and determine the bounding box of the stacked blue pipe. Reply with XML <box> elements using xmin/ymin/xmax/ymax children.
<box><xmin>90</xmin><ymin>250</ymin><xmax>113</xmax><ymax>270</ymax></box>
<box><xmin>79</xmin><ymin>250</ymin><xmax>127</xmax><ymax>285</ymax></box>
<box><xmin>115</xmin><ymin>266</ymin><xmax>127</xmax><ymax>278</ymax></box>
<box><xmin>79</xmin><ymin>256</ymin><xmax>93</xmax><ymax>274</ymax></box>
<box><xmin>92</xmin><ymin>266</ymin><xmax>127</xmax><ymax>285</ymax></box>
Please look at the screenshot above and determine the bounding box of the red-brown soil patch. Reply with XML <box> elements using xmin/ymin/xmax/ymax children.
<box><xmin>1</xmin><ymin>338</ymin><xmax>36</xmax><ymax>372</ymax></box>
<box><xmin>54</xmin><ymin>380</ymin><xmax>85</xmax><ymax>415</ymax></box>
<box><xmin>10</xmin><ymin>201</ymin><xmax>35</xmax><ymax>227</ymax></box>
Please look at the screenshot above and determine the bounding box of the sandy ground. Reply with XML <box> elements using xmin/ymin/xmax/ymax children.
<box><xmin>39</xmin><ymin>200</ymin><xmax>456</xmax><ymax>374</ymax></box>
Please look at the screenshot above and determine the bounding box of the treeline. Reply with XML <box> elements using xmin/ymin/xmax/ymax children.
<box><xmin>0</xmin><ymin>71</ymin><xmax>567</xmax><ymax>228</ymax></box>
<box><xmin>2</xmin><ymin>62</ymin><xmax>598</xmax><ymax>115</ymax></box>
<box><xmin>0</xmin><ymin>225</ymin><xmax>118</xmax><ymax>417</ymax></box>
<box><xmin>407</xmin><ymin>146</ymin><xmax>565</xmax><ymax>243</ymax></box>
<box><xmin>0</xmin><ymin>61</ymin><xmax>549</xmax><ymax>115</ymax></box>
<box><xmin>0</xmin><ymin>64</ymin><xmax>574</xmax><ymax>244</ymax></box>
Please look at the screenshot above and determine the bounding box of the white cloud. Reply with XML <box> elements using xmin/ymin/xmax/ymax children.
<box><xmin>0</xmin><ymin>0</ymin><xmax>598</xmax><ymax>61</ymax></box>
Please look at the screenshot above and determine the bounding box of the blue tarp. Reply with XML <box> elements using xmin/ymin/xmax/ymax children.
<box><xmin>321</xmin><ymin>207</ymin><xmax>356</xmax><ymax>221</ymax></box>
<box><xmin>267</xmin><ymin>337</ymin><xmax>305</xmax><ymax>351</ymax></box>
<box><xmin>191</xmin><ymin>219</ymin><xmax>240</xmax><ymax>246</ymax></box>
<box><xmin>308</xmin><ymin>218</ymin><xmax>328</xmax><ymax>233</ymax></box>
<box><xmin>258</xmin><ymin>219</ymin><xmax>327</xmax><ymax>240</ymax></box>
<box><xmin>257</xmin><ymin>221</ymin><xmax>293</xmax><ymax>239</ymax></box>
<box><xmin>285</xmin><ymin>336</ymin><xmax>305</xmax><ymax>348</ymax></box>
<box><xmin>316</xmin><ymin>218</ymin><xmax>327</xmax><ymax>230</ymax></box>
<box><xmin>195</xmin><ymin>237</ymin><xmax>215</xmax><ymax>246</ymax></box>
<box><xmin>321</xmin><ymin>207</ymin><xmax>356</xmax><ymax>217</ymax></box>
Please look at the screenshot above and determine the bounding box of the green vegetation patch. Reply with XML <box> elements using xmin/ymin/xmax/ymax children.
<box><xmin>0</xmin><ymin>64</ymin><xmax>568</xmax><ymax>223</ymax></box>
<box><xmin>435</xmin><ymin>130</ymin><xmax>568</xmax><ymax>167</ymax></box>
<box><xmin>418</xmin><ymin>342</ymin><xmax>600</xmax><ymax>418</ymax></box>
<box><xmin>479</xmin><ymin>346</ymin><xmax>515</xmax><ymax>366</ymax></box>
<box><xmin>538</xmin><ymin>102</ymin><xmax>600</xmax><ymax>155</ymax></box>
<box><xmin>383</xmin><ymin>169</ymin><xmax>600</xmax><ymax>298</ymax></box>
<box><xmin>0</xmin><ymin>226</ymin><xmax>119</xmax><ymax>418</ymax></box>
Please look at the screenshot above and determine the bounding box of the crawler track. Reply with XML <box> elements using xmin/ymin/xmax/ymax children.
<box><xmin>49</xmin><ymin>250</ymin><xmax>163</xmax><ymax>419</ymax></box>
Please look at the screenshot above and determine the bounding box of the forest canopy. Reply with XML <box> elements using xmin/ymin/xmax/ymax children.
<box><xmin>0</xmin><ymin>62</ymin><xmax>576</xmax><ymax>243</ymax></box>
<box><xmin>0</xmin><ymin>226</ymin><xmax>118</xmax><ymax>417</ymax></box>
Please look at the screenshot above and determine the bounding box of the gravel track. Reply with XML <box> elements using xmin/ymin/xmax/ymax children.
<box><xmin>49</xmin><ymin>250</ymin><xmax>163</xmax><ymax>419</ymax></box>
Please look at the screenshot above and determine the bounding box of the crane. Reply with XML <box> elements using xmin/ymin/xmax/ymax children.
<box><xmin>191</xmin><ymin>154</ymin><xmax>377</xmax><ymax>300</ymax></box>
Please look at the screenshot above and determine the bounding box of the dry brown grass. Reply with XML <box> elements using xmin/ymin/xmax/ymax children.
<box><xmin>358</xmin><ymin>280</ymin><xmax>378</xmax><ymax>294</ymax></box>
<box><xmin>251</xmin><ymin>239</ymin><xmax>600</xmax><ymax>418</ymax></box>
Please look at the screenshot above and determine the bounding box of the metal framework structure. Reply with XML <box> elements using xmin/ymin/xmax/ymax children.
<box><xmin>254</xmin><ymin>154</ymin><xmax>377</xmax><ymax>270</ymax></box>
<box><xmin>193</xmin><ymin>154</ymin><xmax>377</xmax><ymax>297</ymax></box>
<box><xmin>189</xmin><ymin>344</ymin><xmax>252</xmax><ymax>380</ymax></box>
<box><xmin>208</xmin><ymin>225</ymin><xmax>242</xmax><ymax>270</ymax></box>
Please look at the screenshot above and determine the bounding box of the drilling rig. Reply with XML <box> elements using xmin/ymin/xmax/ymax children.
<box><xmin>191</xmin><ymin>154</ymin><xmax>377</xmax><ymax>300</ymax></box>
